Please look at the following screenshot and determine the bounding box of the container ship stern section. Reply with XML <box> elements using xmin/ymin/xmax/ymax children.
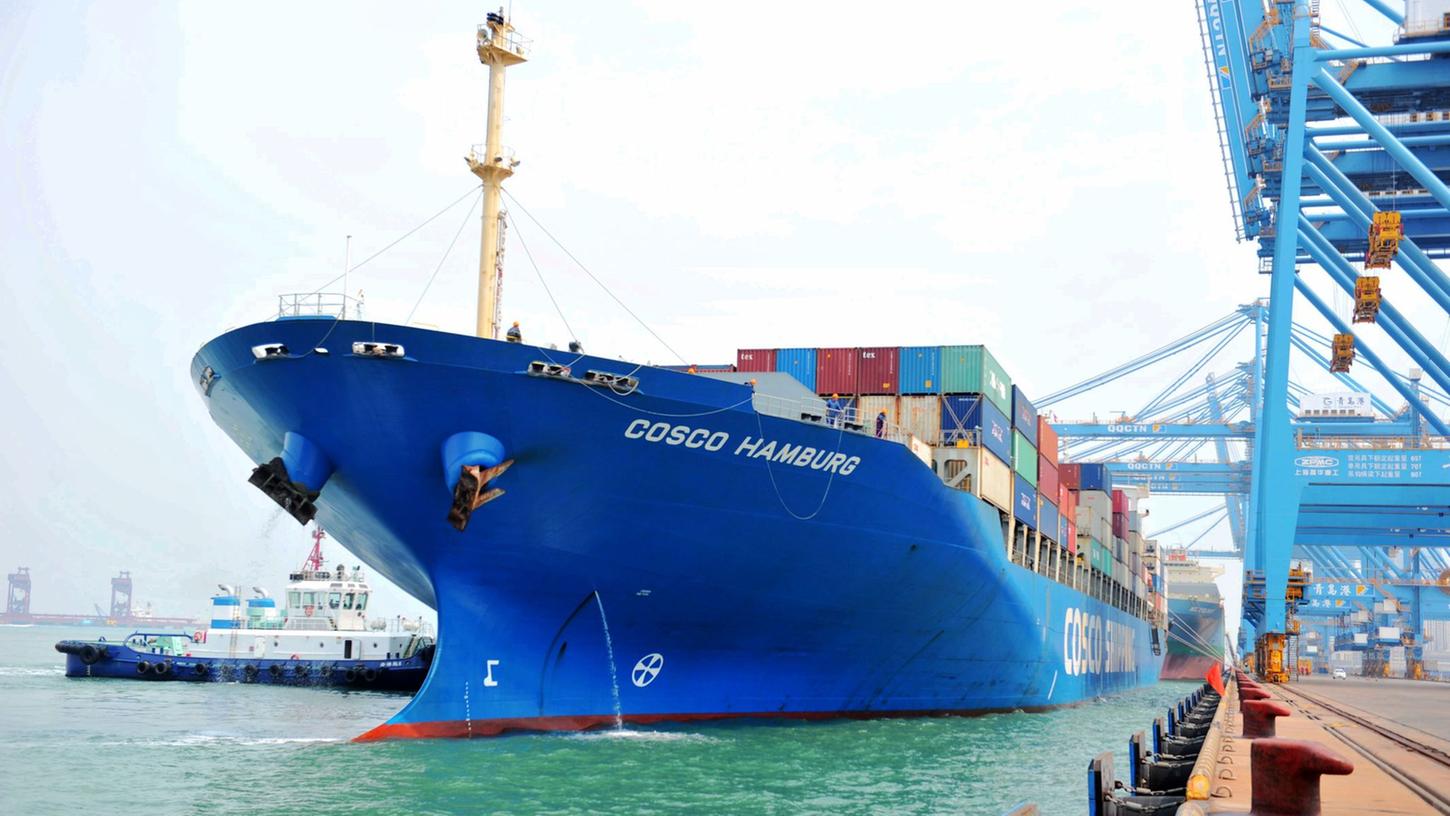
<box><xmin>191</xmin><ymin>320</ymin><xmax>1162</xmax><ymax>740</ymax></box>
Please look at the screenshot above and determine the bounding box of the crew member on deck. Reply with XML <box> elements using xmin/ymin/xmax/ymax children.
<box><xmin>875</xmin><ymin>410</ymin><xmax>887</xmax><ymax>438</ymax></box>
<box><xmin>827</xmin><ymin>394</ymin><xmax>844</xmax><ymax>427</ymax></box>
<box><xmin>506</xmin><ymin>321</ymin><xmax>522</xmax><ymax>343</ymax></box>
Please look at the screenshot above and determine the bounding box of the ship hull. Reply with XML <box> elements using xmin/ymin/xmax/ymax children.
<box><xmin>55</xmin><ymin>638</ymin><xmax>431</xmax><ymax>691</ymax></box>
<box><xmin>1163</xmin><ymin>597</ymin><xmax>1225</xmax><ymax>681</ymax></box>
<box><xmin>192</xmin><ymin>320</ymin><xmax>1164</xmax><ymax>738</ymax></box>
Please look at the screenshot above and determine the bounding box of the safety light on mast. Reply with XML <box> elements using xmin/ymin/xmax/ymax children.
<box><xmin>467</xmin><ymin>9</ymin><xmax>529</xmax><ymax>340</ymax></box>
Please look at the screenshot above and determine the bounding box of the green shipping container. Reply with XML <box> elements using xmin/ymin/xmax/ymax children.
<box><xmin>1011</xmin><ymin>430</ymin><xmax>1038</xmax><ymax>485</ymax></box>
<box><xmin>939</xmin><ymin>345</ymin><xmax>1012</xmax><ymax>415</ymax></box>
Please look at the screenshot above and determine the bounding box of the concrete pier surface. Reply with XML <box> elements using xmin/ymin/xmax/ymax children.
<box><xmin>1200</xmin><ymin>677</ymin><xmax>1450</xmax><ymax>815</ymax></box>
<box><xmin>1291</xmin><ymin>676</ymin><xmax>1450</xmax><ymax>744</ymax></box>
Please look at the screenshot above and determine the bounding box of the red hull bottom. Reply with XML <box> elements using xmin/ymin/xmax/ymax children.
<box><xmin>354</xmin><ymin>703</ymin><xmax>1085</xmax><ymax>742</ymax></box>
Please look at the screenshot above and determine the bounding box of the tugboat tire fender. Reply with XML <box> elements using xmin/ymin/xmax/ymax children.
<box><xmin>193</xmin><ymin>663</ymin><xmax>208</xmax><ymax>677</ymax></box>
<box><xmin>80</xmin><ymin>644</ymin><xmax>101</xmax><ymax>664</ymax></box>
<box><xmin>344</xmin><ymin>667</ymin><xmax>359</xmax><ymax>683</ymax></box>
<box><xmin>154</xmin><ymin>661</ymin><xmax>172</xmax><ymax>676</ymax></box>
<box><xmin>136</xmin><ymin>660</ymin><xmax>151</xmax><ymax>675</ymax></box>
<box><xmin>362</xmin><ymin>667</ymin><xmax>379</xmax><ymax>683</ymax></box>
<box><xmin>268</xmin><ymin>664</ymin><xmax>284</xmax><ymax>679</ymax></box>
<box><xmin>243</xmin><ymin>664</ymin><xmax>258</xmax><ymax>681</ymax></box>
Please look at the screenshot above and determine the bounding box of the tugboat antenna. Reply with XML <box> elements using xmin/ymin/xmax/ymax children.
<box><xmin>303</xmin><ymin>527</ymin><xmax>326</xmax><ymax>573</ymax></box>
<box><xmin>467</xmin><ymin>9</ymin><xmax>529</xmax><ymax>340</ymax></box>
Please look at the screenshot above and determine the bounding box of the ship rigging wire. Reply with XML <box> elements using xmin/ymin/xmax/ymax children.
<box><xmin>503</xmin><ymin>188</ymin><xmax>687</xmax><ymax>365</ymax></box>
<box><xmin>505</xmin><ymin>209</ymin><xmax>581</xmax><ymax>351</ymax></box>
<box><xmin>300</xmin><ymin>183</ymin><xmax>485</xmax><ymax>303</ymax></box>
<box><xmin>406</xmin><ymin>190</ymin><xmax>484</xmax><ymax>325</ymax></box>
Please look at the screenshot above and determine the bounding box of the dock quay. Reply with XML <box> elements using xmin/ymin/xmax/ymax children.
<box><xmin>1076</xmin><ymin>669</ymin><xmax>1450</xmax><ymax>815</ymax></box>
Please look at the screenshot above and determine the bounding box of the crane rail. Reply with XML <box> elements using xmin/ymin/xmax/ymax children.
<box><xmin>1278</xmin><ymin>683</ymin><xmax>1450</xmax><ymax>814</ymax></box>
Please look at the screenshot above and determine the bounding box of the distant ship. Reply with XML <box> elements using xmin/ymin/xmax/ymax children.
<box><xmin>1160</xmin><ymin>549</ymin><xmax>1226</xmax><ymax>680</ymax></box>
<box><xmin>187</xmin><ymin>12</ymin><xmax>1164</xmax><ymax>739</ymax></box>
<box><xmin>56</xmin><ymin>530</ymin><xmax>434</xmax><ymax>690</ymax></box>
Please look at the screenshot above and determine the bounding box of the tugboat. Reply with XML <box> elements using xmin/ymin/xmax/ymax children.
<box><xmin>55</xmin><ymin>529</ymin><xmax>434</xmax><ymax>691</ymax></box>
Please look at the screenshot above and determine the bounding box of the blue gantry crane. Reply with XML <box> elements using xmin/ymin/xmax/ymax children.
<box><xmin>1043</xmin><ymin>287</ymin><xmax>1450</xmax><ymax>678</ymax></box>
<box><xmin>1172</xmin><ymin>0</ymin><xmax>1450</xmax><ymax>680</ymax></box>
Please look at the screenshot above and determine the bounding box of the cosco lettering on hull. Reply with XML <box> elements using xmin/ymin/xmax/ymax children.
<box><xmin>623</xmin><ymin>419</ymin><xmax>862</xmax><ymax>476</ymax></box>
<box><xmin>1062</xmin><ymin>608</ymin><xmax>1138</xmax><ymax>676</ymax></box>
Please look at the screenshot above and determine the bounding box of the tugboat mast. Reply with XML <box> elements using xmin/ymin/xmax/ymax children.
<box><xmin>467</xmin><ymin>9</ymin><xmax>528</xmax><ymax>340</ymax></box>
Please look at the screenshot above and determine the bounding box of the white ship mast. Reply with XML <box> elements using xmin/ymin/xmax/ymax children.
<box><xmin>467</xmin><ymin>9</ymin><xmax>529</xmax><ymax>339</ymax></box>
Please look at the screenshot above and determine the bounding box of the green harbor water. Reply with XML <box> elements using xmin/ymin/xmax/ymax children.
<box><xmin>1</xmin><ymin>625</ymin><xmax>1197</xmax><ymax>815</ymax></box>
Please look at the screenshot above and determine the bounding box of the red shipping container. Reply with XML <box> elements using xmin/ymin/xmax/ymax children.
<box><xmin>1037</xmin><ymin>416</ymin><xmax>1059</xmax><ymax>467</ymax></box>
<box><xmin>815</xmin><ymin>347</ymin><xmax>858</xmax><ymax>395</ymax></box>
<box><xmin>1037</xmin><ymin>455</ymin><xmax>1059</xmax><ymax>498</ymax></box>
<box><xmin>1060</xmin><ymin>463</ymin><xmax>1081</xmax><ymax>489</ymax></box>
<box><xmin>856</xmin><ymin>346</ymin><xmax>900</xmax><ymax>395</ymax></box>
<box><xmin>1112</xmin><ymin>489</ymin><xmax>1128</xmax><ymax>514</ymax></box>
<box><xmin>736</xmin><ymin>348</ymin><xmax>776</xmax><ymax>372</ymax></box>
<box><xmin>1066</xmin><ymin>520</ymin><xmax>1077</xmax><ymax>554</ymax></box>
<box><xmin>1112</xmin><ymin>511</ymin><xmax>1127</xmax><ymax>540</ymax></box>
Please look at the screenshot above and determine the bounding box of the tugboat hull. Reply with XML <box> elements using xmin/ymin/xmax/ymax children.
<box><xmin>55</xmin><ymin>638</ymin><xmax>432</xmax><ymax>692</ymax></box>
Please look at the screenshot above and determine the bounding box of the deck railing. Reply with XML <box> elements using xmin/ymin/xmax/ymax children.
<box><xmin>276</xmin><ymin>292</ymin><xmax>363</xmax><ymax>320</ymax></box>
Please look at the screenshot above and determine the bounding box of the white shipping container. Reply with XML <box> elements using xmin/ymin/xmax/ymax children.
<box><xmin>1306</xmin><ymin>645</ymin><xmax>1320</xmax><ymax>654</ymax></box>
<box><xmin>1078</xmin><ymin>490</ymin><xmax>1112</xmax><ymax>519</ymax></box>
<box><xmin>1406</xmin><ymin>1</ymin><xmax>1450</xmax><ymax>33</ymax></box>
<box><xmin>1425</xmin><ymin>619</ymin><xmax>1450</xmax><ymax>649</ymax></box>
<box><xmin>1354</xmin><ymin>632</ymin><xmax>1369</xmax><ymax>645</ymax></box>
<box><xmin>898</xmin><ymin>395</ymin><xmax>942</xmax><ymax>446</ymax></box>
<box><xmin>857</xmin><ymin>395</ymin><xmax>899</xmax><ymax>427</ymax></box>
<box><xmin>1352</xmin><ymin>611</ymin><xmax>1370</xmax><ymax>624</ymax></box>
<box><xmin>936</xmin><ymin>445</ymin><xmax>1012</xmax><ymax>512</ymax></box>
<box><xmin>1378</xmin><ymin>626</ymin><xmax>1401</xmax><ymax>643</ymax></box>
<box><xmin>1377</xmin><ymin>599</ymin><xmax>1399</xmax><ymax>614</ymax></box>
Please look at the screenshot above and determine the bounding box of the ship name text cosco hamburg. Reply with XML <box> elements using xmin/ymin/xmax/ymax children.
<box><xmin>623</xmin><ymin>419</ymin><xmax>863</xmax><ymax>476</ymax></box>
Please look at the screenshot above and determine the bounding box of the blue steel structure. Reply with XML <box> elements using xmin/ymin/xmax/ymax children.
<box><xmin>1042</xmin><ymin>292</ymin><xmax>1450</xmax><ymax>675</ymax></box>
<box><xmin>1098</xmin><ymin>0</ymin><xmax>1450</xmax><ymax>680</ymax></box>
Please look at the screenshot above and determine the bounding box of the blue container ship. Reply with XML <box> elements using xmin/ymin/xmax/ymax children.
<box><xmin>189</xmin><ymin>13</ymin><xmax>1164</xmax><ymax>740</ymax></box>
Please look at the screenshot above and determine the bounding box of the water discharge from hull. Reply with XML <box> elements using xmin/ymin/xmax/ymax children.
<box><xmin>593</xmin><ymin>591</ymin><xmax>625</xmax><ymax>731</ymax></box>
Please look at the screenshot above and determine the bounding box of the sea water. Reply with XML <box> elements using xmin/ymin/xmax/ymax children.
<box><xmin>0</xmin><ymin>625</ymin><xmax>1198</xmax><ymax>815</ymax></box>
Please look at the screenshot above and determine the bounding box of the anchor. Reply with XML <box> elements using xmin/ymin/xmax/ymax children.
<box><xmin>448</xmin><ymin>459</ymin><xmax>514</xmax><ymax>531</ymax></box>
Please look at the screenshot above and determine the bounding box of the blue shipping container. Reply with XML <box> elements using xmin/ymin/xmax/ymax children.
<box><xmin>1077</xmin><ymin>462</ymin><xmax>1113</xmax><ymax>493</ymax></box>
<box><xmin>775</xmin><ymin>348</ymin><xmax>817</xmax><ymax>392</ymax></box>
<box><xmin>898</xmin><ymin>346</ymin><xmax>942</xmax><ymax>394</ymax></box>
<box><xmin>940</xmin><ymin>395</ymin><xmax>1012</xmax><ymax>463</ymax></box>
<box><xmin>1039</xmin><ymin>497</ymin><xmax>1060</xmax><ymax>544</ymax></box>
<box><xmin>1011</xmin><ymin>385</ymin><xmax>1038</xmax><ymax>447</ymax></box>
<box><xmin>1014</xmin><ymin>473</ymin><xmax>1038</xmax><ymax>529</ymax></box>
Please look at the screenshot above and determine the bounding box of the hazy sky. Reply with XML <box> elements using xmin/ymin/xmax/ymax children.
<box><xmin>2</xmin><ymin>2</ymin><xmax>1441</xmax><ymax>633</ymax></box>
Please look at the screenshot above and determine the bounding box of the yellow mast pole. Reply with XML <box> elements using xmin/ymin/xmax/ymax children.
<box><xmin>468</xmin><ymin>10</ymin><xmax>528</xmax><ymax>340</ymax></box>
